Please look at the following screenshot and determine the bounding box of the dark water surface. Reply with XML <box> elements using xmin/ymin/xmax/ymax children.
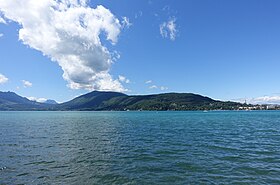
<box><xmin>1</xmin><ymin>111</ymin><xmax>280</xmax><ymax>184</ymax></box>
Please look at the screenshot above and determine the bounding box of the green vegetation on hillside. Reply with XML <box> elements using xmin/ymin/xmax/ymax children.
<box><xmin>0</xmin><ymin>90</ymin><xmax>259</xmax><ymax>111</ymax></box>
<box><xmin>58</xmin><ymin>91</ymin><xmax>245</xmax><ymax>111</ymax></box>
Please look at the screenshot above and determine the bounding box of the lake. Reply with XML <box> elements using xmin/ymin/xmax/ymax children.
<box><xmin>1</xmin><ymin>111</ymin><xmax>280</xmax><ymax>184</ymax></box>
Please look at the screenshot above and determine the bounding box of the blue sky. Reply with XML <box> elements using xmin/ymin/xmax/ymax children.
<box><xmin>1</xmin><ymin>0</ymin><xmax>280</xmax><ymax>104</ymax></box>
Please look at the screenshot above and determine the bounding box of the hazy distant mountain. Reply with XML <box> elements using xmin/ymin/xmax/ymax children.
<box><xmin>0</xmin><ymin>91</ymin><xmax>52</xmax><ymax>110</ymax></box>
<box><xmin>0</xmin><ymin>91</ymin><xmax>34</xmax><ymax>105</ymax></box>
<box><xmin>0</xmin><ymin>91</ymin><xmax>245</xmax><ymax>111</ymax></box>
<box><xmin>44</xmin><ymin>99</ymin><xmax>58</xmax><ymax>105</ymax></box>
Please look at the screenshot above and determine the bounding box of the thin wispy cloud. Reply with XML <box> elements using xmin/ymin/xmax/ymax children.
<box><xmin>235</xmin><ymin>95</ymin><xmax>280</xmax><ymax>105</ymax></box>
<box><xmin>253</xmin><ymin>96</ymin><xmax>280</xmax><ymax>104</ymax></box>
<box><xmin>1</xmin><ymin>15</ymin><xmax>7</xmax><ymax>38</ymax></box>
<box><xmin>0</xmin><ymin>0</ymin><xmax>131</xmax><ymax>92</ymax></box>
<box><xmin>118</xmin><ymin>75</ymin><xmax>130</xmax><ymax>84</ymax></box>
<box><xmin>162</xmin><ymin>5</ymin><xmax>171</xmax><ymax>13</ymax></box>
<box><xmin>122</xmin><ymin>17</ymin><xmax>132</xmax><ymax>29</ymax></box>
<box><xmin>22</xmin><ymin>80</ymin><xmax>32</xmax><ymax>88</ymax></box>
<box><xmin>251</xmin><ymin>96</ymin><xmax>280</xmax><ymax>104</ymax></box>
<box><xmin>0</xmin><ymin>16</ymin><xmax>6</xmax><ymax>24</ymax></box>
<box><xmin>160</xmin><ymin>17</ymin><xmax>178</xmax><ymax>41</ymax></box>
<box><xmin>0</xmin><ymin>73</ymin><xmax>8</xmax><ymax>84</ymax></box>
<box><xmin>146</xmin><ymin>79</ymin><xmax>168</xmax><ymax>91</ymax></box>
<box><xmin>135</xmin><ymin>11</ymin><xmax>143</xmax><ymax>19</ymax></box>
<box><xmin>148</xmin><ymin>84</ymin><xmax>168</xmax><ymax>90</ymax></box>
<box><xmin>160</xmin><ymin>86</ymin><xmax>168</xmax><ymax>91</ymax></box>
<box><xmin>149</xmin><ymin>85</ymin><xmax>157</xmax><ymax>89</ymax></box>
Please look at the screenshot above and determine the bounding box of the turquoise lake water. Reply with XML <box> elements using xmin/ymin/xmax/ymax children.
<box><xmin>1</xmin><ymin>111</ymin><xmax>280</xmax><ymax>184</ymax></box>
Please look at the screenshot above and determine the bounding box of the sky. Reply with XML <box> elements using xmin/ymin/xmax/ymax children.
<box><xmin>1</xmin><ymin>0</ymin><xmax>280</xmax><ymax>104</ymax></box>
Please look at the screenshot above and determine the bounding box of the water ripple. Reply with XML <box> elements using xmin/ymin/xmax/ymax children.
<box><xmin>0</xmin><ymin>111</ymin><xmax>280</xmax><ymax>184</ymax></box>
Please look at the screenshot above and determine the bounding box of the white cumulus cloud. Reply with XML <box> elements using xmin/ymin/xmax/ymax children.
<box><xmin>0</xmin><ymin>33</ymin><xmax>3</xmax><ymax>38</ymax></box>
<box><xmin>22</xmin><ymin>80</ymin><xmax>32</xmax><ymax>88</ymax></box>
<box><xmin>0</xmin><ymin>73</ymin><xmax>8</xmax><ymax>84</ymax></box>
<box><xmin>0</xmin><ymin>0</ymin><xmax>129</xmax><ymax>92</ymax></box>
<box><xmin>160</xmin><ymin>17</ymin><xmax>177</xmax><ymax>41</ymax></box>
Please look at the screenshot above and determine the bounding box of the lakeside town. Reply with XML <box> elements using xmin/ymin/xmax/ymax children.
<box><xmin>237</xmin><ymin>104</ymin><xmax>280</xmax><ymax>111</ymax></box>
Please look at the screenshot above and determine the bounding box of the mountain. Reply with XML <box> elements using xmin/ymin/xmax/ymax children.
<box><xmin>58</xmin><ymin>91</ymin><xmax>127</xmax><ymax>110</ymax></box>
<box><xmin>44</xmin><ymin>99</ymin><xmax>58</xmax><ymax>105</ymax></box>
<box><xmin>57</xmin><ymin>91</ymin><xmax>244</xmax><ymax>111</ymax></box>
<box><xmin>0</xmin><ymin>91</ymin><xmax>246</xmax><ymax>111</ymax></box>
<box><xmin>0</xmin><ymin>91</ymin><xmax>53</xmax><ymax>110</ymax></box>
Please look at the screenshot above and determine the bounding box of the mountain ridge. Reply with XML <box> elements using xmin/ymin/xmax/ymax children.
<box><xmin>0</xmin><ymin>91</ymin><xmax>52</xmax><ymax>111</ymax></box>
<box><xmin>0</xmin><ymin>90</ymin><xmax>249</xmax><ymax>111</ymax></box>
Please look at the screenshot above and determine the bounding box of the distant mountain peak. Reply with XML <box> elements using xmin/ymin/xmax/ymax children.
<box><xmin>0</xmin><ymin>91</ymin><xmax>57</xmax><ymax>111</ymax></box>
<box><xmin>44</xmin><ymin>99</ymin><xmax>58</xmax><ymax>105</ymax></box>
